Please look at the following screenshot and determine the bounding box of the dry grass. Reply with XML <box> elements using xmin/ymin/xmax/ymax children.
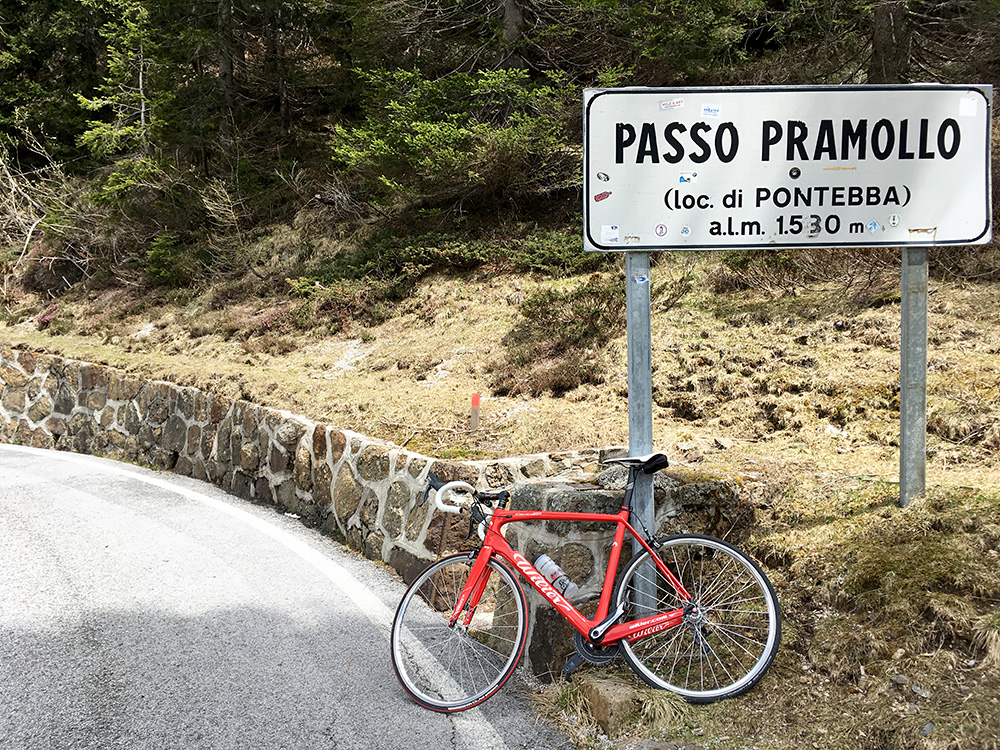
<box><xmin>531</xmin><ymin>683</ymin><xmax>605</xmax><ymax>749</ymax></box>
<box><xmin>6</xmin><ymin>259</ymin><xmax>1000</xmax><ymax>471</ymax></box>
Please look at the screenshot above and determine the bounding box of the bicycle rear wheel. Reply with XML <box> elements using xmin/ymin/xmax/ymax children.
<box><xmin>391</xmin><ymin>552</ymin><xmax>528</xmax><ymax>712</ymax></box>
<box><xmin>614</xmin><ymin>534</ymin><xmax>780</xmax><ymax>703</ymax></box>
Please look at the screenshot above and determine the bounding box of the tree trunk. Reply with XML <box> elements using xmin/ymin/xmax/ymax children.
<box><xmin>218</xmin><ymin>0</ymin><xmax>236</xmax><ymax>118</ymax></box>
<box><xmin>499</xmin><ymin>0</ymin><xmax>526</xmax><ymax>69</ymax></box>
<box><xmin>868</xmin><ymin>0</ymin><xmax>911</xmax><ymax>83</ymax></box>
<box><xmin>263</xmin><ymin>4</ymin><xmax>290</xmax><ymax>131</ymax></box>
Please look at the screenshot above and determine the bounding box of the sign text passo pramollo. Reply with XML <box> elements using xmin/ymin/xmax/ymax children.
<box><xmin>614</xmin><ymin>117</ymin><xmax>962</xmax><ymax>165</ymax></box>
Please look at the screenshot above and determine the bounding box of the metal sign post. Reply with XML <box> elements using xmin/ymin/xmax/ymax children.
<box><xmin>626</xmin><ymin>251</ymin><xmax>656</xmax><ymax>610</ymax></box>
<box><xmin>625</xmin><ymin>251</ymin><xmax>654</xmax><ymax>554</ymax></box>
<box><xmin>900</xmin><ymin>247</ymin><xmax>928</xmax><ymax>506</ymax></box>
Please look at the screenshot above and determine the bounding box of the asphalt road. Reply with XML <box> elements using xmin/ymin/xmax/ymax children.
<box><xmin>0</xmin><ymin>445</ymin><xmax>569</xmax><ymax>750</ymax></box>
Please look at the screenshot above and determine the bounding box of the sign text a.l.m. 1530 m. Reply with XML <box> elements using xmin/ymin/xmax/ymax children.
<box><xmin>582</xmin><ymin>85</ymin><xmax>992</xmax><ymax>252</ymax></box>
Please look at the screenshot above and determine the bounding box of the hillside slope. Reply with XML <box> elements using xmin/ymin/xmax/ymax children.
<box><xmin>2</xmin><ymin>259</ymin><xmax>999</xmax><ymax>749</ymax></box>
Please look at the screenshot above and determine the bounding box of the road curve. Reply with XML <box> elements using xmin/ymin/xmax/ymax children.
<box><xmin>0</xmin><ymin>445</ymin><xmax>568</xmax><ymax>750</ymax></box>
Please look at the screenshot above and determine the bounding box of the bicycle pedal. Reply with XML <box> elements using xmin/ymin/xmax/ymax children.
<box><xmin>562</xmin><ymin>653</ymin><xmax>585</xmax><ymax>682</ymax></box>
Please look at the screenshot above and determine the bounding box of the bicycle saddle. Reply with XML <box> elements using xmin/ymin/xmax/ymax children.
<box><xmin>603</xmin><ymin>452</ymin><xmax>670</xmax><ymax>474</ymax></box>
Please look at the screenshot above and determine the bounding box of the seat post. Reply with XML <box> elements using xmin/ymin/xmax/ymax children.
<box><xmin>620</xmin><ymin>465</ymin><xmax>640</xmax><ymax>511</ymax></box>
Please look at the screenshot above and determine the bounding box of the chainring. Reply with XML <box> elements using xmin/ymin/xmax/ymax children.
<box><xmin>573</xmin><ymin>631</ymin><xmax>620</xmax><ymax>665</ymax></box>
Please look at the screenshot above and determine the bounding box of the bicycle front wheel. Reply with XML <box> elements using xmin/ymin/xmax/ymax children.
<box><xmin>390</xmin><ymin>552</ymin><xmax>528</xmax><ymax>712</ymax></box>
<box><xmin>614</xmin><ymin>534</ymin><xmax>780</xmax><ymax>703</ymax></box>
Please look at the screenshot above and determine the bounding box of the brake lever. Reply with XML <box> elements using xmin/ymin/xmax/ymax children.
<box><xmin>420</xmin><ymin>473</ymin><xmax>444</xmax><ymax>507</ymax></box>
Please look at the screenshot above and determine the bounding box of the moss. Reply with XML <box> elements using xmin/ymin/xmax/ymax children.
<box><xmin>663</xmin><ymin>466</ymin><xmax>740</xmax><ymax>486</ymax></box>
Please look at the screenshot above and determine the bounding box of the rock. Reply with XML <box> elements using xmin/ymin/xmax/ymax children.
<box><xmin>485</xmin><ymin>462</ymin><xmax>514</xmax><ymax>487</ymax></box>
<box><xmin>328</xmin><ymin>429</ymin><xmax>347</xmax><ymax>462</ymax></box>
<box><xmin>275</xmin><ymin>417</ymin><xmax>307</xmax><ymax>450</ymax></box>
<box><xmin>334</xmin><ymin>463</ymin><xmax>363</xmax><ymax>522</ymax></box>
<box><xmin>312</xmin><ymin>424</ymin><xmax>327</xmax><ymax>459</ymax></box>
<box><xmin>313</xmin><ymin>462</ymin><xmax>333</xmax><ymax>506</ymax></box>
<box><xmin>239</xmin><ymin>442</ymin><xmax>260</xmax><ymax>472</ymax></box>
<box><xmin>359</xmin><ymin>487</ymin><xmax>379</xmax><ymax>527</ymax></box>
<box><xmin>388</xmin><ymin>547</ymin><xmax>432</xmax><ymax>586</ymax></box>
<box><xmin>551</xmin><ymin>542</ymin><xmax>594</xmax><ymax>583</ymax></box>
<box><xmin>163</xmin><ymin>415</ymin><xmax>187</xmax><ymax>452</ymax></box>
<box><xmin>520</xmin><ymin>457</ymin><xmax>547</xmax><ymax>478</ymax></box>
<box><xmin>0</xmin><ymin>364</ymin><xmax>28</xmax><ymax>388</ymax></box>
<box><xmin>16</xmin><ymin>350</ymin><xmax>36</xmax><ymax>373</ymax></box>
<box><xmin>576</xmin><ymin>677</ymin><xmax>641</xmax><ymax>738</ymax></box>
<box><xmin>269</xmin><ymin>444</ymin><xmax>289</xmax><ymax>473</ymax></box>
<box><xmin>891</xmin><ymin>674</ymin><xmax>909</xmax><ymax>687</ymax></box>
<box><xmin>146</xmin><ymin>396</ymin><xmax>170</xmax><ymax>424</ymax></box>
<box><xmin>525</xmin><ymin>602</ymin><xmax>584</xmax><ymax>680</ymax></box>
<box><xmin>275</xmin><ymin>480</ymin><xmax>296</xmax><ymax>511</ymax></box>
<box><xmin>357</xmin><ymin>445</ymin><xmax>391</xmax><ymax>481</ymax></box>
<box><xmin>176</xmin><ymin>388</ymin><xmax>196</xmax><ymax>419</ymax></box>
<box><xmin>920</xmin><ymin>722</ymin><xmax>935</xmax><ymax>737</ymax></box>
<box><xmin>910</xmin><ymin>684</ymin><xmax>931</xmax><ymax>699</ymax></box>
<box><xmin>53</xmin><ymin>383</ymin><xmax>75</xmax><ymax>414</ymax></box>
<box><xmin>364</xmin><ymin>531</ymin><xmax>384</xmax><ymax>560</ymax></box>
<box><xmin>599</xmin><ymin>445</ymin><xmax>628</xmax><ymax>463</ymax></box>
<box><xmin>595</xmin><ymin>465</ymin><xmax>628</xmax><ymax>489</ymax></box>
<box><xmin>0</xmin><ymin>389</ymin><xmax>26</xmax><ymax>418</ymax></box>
<box><xmin>382</xmin><ymin>481</ymin><xmax>411</xmax><ymax>538</ymax></box>
<box><xmin>293</xmin><ymin>444</ymin><xmax>312</xmax><ymax>490</ymax></box>
<box><xmin>26</xmin><ymin>396</ymin><xmax>53</xmax><ymax>423</ymax></box>
<box><xmin>422</xmin><ymin>511</ymin><xmax>478</xmax><ymax>556</ymax></box>
<box><xmin>185</xmin><ymin>425</ymin><xmax>200</xmax><ymax>455</ymax></box>
<box><xmin>713</xmin><ymin>437</ymin><xmax>734</xmax><ymax>450</ymax></box>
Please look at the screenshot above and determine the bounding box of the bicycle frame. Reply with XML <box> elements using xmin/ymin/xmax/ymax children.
<box><xmin>447</xmin><ymin>504</ymin><xmax>693</xmax><ymax>646</ymax></box>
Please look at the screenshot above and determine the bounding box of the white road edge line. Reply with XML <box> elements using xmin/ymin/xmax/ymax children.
<box><xmin>0</xmin><ymin>445</ymin><xmax>511</xmax><ymax>750</ymax></box>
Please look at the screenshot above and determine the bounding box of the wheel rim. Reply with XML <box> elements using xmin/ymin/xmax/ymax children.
<box><xmin>618</xmin><ymin>537</ymin><xmax>779</xmax><ymax>701</ymax></box>
<box><xmin>391</xmin><ymin>555</ymin><xmax>526</xmax><ymax>711</ymax></box>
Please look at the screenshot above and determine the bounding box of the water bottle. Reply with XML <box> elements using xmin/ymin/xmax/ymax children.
<box><xmin>533</xmin><ymin>553</ymin><xmax>579</xmax><ymax>598</ymax></box>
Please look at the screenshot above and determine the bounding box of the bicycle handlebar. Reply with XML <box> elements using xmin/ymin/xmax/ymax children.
<box><xmin>420</xmin><ymin>472</ymin><xmax>511</xmax><ymax>522</ymax></box>
<box><xmin>432</xmin><ymin>481</ymin><xmax>475</xmax><ymax>515</ymax></box>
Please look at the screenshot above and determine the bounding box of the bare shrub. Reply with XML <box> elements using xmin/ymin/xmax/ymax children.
<box><xmin>708</xmin><ymin>248</ymin><xmax>899</xmax><ymax>296</ymax></box>
<box><xmin>310</xmin><ymin>175</ymin><xmax>371</xmax><ymax>222</ymax></box>
<box><xmin>489</xmin><ymin>267</ymin><xmax>693</xmax><ymax>397</ymax></box>
<box><xmin>929</xmin><ymin>245</ymin><xmax>1000</xmax><ymax>281</ymax></box>
<box><xmin>1</xmin><ymin>143</ymin><xmax>113</xmax><ymax>297</ymax></box>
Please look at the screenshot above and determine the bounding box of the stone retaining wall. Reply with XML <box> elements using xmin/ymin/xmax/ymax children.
<box><xmin>0</xmin><ymin>345</ymin><xmax>606</xmax><ymax>570</ymax></box>
<box><xmin>0</xmin><ymin>344</ymin><xmax>749</xmax><ymax>678</ymax></box>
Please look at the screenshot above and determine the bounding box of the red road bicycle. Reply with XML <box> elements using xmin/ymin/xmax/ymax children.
<box><xmin>390</xmin><ymin>453</ymin><xmax>781</xmax><ymax>712</ymax></box>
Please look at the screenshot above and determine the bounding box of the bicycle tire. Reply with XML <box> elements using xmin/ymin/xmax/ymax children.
<box><xmin>390</xmin><ymin>551</ymin><xmax>528</xmax><ymax>712</ymax></box>
<box><xmin>613</xmin><ymin>534</ymin><xmax>781</xmax><ymax>703</ymax></box>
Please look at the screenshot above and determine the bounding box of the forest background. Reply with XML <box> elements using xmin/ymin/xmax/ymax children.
<box><xmin>2</xmin><ymin>0</ymin><xmax>999</xmax><ymax>310</ymax></box>
<box><xmin>3</xmin><ymin>1</ymin><xmax>1000</xmax><ymax>749</ymax></box>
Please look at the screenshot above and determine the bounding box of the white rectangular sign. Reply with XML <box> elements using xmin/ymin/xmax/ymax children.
<box><xmin>583</xmin><ymin>85</ymin><xmax>992</xmax><ymax>251</ymax></box>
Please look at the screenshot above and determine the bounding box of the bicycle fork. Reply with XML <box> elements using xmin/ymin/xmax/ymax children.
<box><xmin>446</xmin><ymin>549</ymin><xmax>493</xmax><ymax>628</ymax></box>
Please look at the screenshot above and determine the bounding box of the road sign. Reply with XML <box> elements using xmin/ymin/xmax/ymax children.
<box><xmin>584</xmin><ymin>85</ymin><xmax>992</xmax><ymax>251</ymax></box>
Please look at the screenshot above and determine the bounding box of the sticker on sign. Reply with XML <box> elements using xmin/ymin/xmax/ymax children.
<box><xmin>583</xmin><ymin>85</ymin><xmax>993</xmax><ymax>252</ymax></box>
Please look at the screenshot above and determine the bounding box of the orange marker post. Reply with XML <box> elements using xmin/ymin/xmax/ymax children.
<box><xmin>471</xmin><ymin>393</ymin><xmax>480</xmax><ymax>431</ymax></box>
